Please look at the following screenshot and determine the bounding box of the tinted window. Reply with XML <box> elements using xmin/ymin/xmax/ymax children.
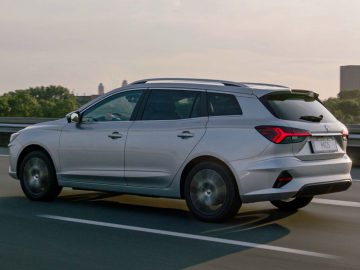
<box><xmin>82</xmin><ymin>90</ymin><xmax>144</xmax><ymax>122</ymax></box>
<box><xmin>208</xmin><ymin>93</ymin><xmax>242</xmax><ymax>116</ymax></box>
<box><xmin>262</xmin><ymin>93</ymin><xmax>337</xmax><ymax>122</ymax></box>
<box><xmin>142</xmin><ymin>90</ymin><xmax>201</xmax><ymax>120</ymax></box>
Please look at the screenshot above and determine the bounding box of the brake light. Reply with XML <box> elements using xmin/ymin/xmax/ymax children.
<box><xmin>255</xmin><ymin>126</ymin><xmax>311</xmax><ymax>144</ymax></box>
<box><xmin>342</xmin><ymin>128</ymin><xmax>349</xmax><ymax>140</ymax></box>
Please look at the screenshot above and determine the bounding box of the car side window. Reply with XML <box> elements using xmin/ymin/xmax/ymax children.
<box><xmin>82</xmin><ymin>90</ymin><xmax>144</xmax><ymax>122</ymax></box>
<box><xmin>142</xmin><ymin>89</ymin><xmax>202</xmax><ymax>120</ymax></box>
<box><xmin>208</xmin><ymin>93</ymin><xmax>242</xmax><ymax>116</ymax></box>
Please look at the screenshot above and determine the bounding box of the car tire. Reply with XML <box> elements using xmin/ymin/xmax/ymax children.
<box><xmin>270</xmin><ymin>196</ymin><xmax>313</xmax><ymax>211</ymax></box>
<box><xmin>20</xmin><ymin>151</ymin><xmax>62</xmax><ymax>201</ymax></box>
<box><xmin>184</xmin><ymin>161</ymin><xmax>241</xmax><ymax>222</ymax></box>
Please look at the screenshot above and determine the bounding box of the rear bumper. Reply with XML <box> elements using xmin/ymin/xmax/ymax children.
<box><xmin>295</xmin><ymin>179</ymin><xmax>352</xmax><ymax>197</ymax></box>
<box><xmin>231</xmin><ymin>154</ymin><xmax>352</xmax><ymax>203</ymax></box>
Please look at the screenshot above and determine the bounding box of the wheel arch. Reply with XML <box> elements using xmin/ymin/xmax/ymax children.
<box><xmin>16</xmin><ymin>144</ymin><xmax>56</xmax><ymax>178</ymax></box>
<box><xmin>179</xmin><ymin>155</ymin><xmax>239</xmax><ymax>198</ymax></box>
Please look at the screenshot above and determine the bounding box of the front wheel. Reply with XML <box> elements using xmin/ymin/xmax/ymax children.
<box><xmin>20</xmin><ymin>151</ymin><xmax>62</xmax><ymax>201</ymax></box>
<box><xmin>270</xmin><ymin>196</ymin><xmax>313</xmax><ymax>211</ymax></box>
<box><xmin>184</xmin><ymin>162</ymin><xmax>241</xmax><ymax>222</ymax></box>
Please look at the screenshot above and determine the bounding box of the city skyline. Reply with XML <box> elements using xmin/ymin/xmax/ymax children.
<box><xmin>1</xmin><ymin>0</ymin><xmax>360</xmax><ymax>98</ymax></box>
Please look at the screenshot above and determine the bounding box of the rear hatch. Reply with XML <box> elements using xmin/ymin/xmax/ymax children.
<box><xmin>260</xmin><ymin>90</ymin><xmax>348</xmax><ymax>161</ymax></box>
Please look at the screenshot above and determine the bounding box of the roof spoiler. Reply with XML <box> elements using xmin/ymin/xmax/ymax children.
<box><xmin>291</xmin><ymin>89</ymin><xmax>319</xmax><ymax>99</ymax></box>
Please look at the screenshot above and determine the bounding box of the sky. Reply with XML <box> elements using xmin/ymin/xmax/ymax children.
<box><xmin>0</xmin><ymin>0</ymin><xmax>360</xmax><ymax>98</ymax></box>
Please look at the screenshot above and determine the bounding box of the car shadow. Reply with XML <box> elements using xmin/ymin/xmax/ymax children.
<box><xmin>57</xmin><ymin>192</ymin><xmax>297</xmax><ymax>258</ymax></box>
<box><xmin>0</xmin><ymin>191</ymin><xmax>297</xmax><ymax>270</ymax></box>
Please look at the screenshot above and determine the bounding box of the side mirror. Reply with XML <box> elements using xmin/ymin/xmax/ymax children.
<box><xmin>66</xmin><ymin>111</ymin><xmax>80</xmax><ymax>123</ymax></box>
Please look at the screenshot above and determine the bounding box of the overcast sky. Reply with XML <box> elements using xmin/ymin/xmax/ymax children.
<box><xmin>1</xmin><ymin>0</ymin><xmax>359</xmax><ymax>98</ymax></box>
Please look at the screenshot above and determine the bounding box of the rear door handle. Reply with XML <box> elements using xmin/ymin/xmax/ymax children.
<box><xmin>108</xmin><ymin>131</ymin><xmax>123</xmax><ymax>139</ymax></box>
<box><xmin>177</xmin><ymin>131</ymin><xmax>194</xmax><ymax>139</ymax></box>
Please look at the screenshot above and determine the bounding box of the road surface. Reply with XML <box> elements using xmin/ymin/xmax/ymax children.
<box><xmin>0</xmin><ymin>156</ymin><xmax>359</xmax><ymax>270</ymax></box>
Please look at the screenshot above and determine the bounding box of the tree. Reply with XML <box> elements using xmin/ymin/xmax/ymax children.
<box><xmin>338</xmin><ymin>89</ymin><xmax>360</xmax><ymax>100</ymax></box>
<box><xmin>322</xmin><ymin>89</ymin><xmax>360</xmax><ymax>124</ymax></box>
<box><xmin>0</xmin><ymin>86</ymin><xmax>78</xmax><ymax>118</ymax></box>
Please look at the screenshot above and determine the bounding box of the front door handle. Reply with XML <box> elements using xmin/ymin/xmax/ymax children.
<box><xmin>177</xmin><ymin>131</ymin><xmax>194</xmax><ymax>139</ymax></box>
<box><xmin>108</xmin><ymin>131</ymin><xmax>123</xmax><ymax>139</ymax></box>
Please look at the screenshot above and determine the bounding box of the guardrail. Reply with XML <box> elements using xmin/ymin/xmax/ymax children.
<box><xmin>347</xmin><ymin>125</ymin><xmax>360</xmax><ymax>148</ymax></box>
<box><xmin>0</xmin><ymin>117</ymin><xmax>58</xmax><ymax>125</ymax></box>
<box><xmin>0</xmin><ymin>117</ymin><xmax>58</xmax><ymax>133</ymax></box>
<box><xmin>0</xmin><ymin>117</ymin><xmax>58</xmax><ymax>146</ymax></box>
<box><xmin>1</xmin><ymin>117</ymin><xmax>360</xmax><ymax>148</ymax></box>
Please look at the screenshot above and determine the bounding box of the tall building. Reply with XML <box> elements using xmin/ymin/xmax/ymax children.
<box><xmin>98</xmin><ymin>83</ymin><xmax>105</xmax><ymax>95</ymax></box>
<box><xmin>340</xmin><ymin>65</ymin><xmax>360</xmax><ymax>92</ymax></box>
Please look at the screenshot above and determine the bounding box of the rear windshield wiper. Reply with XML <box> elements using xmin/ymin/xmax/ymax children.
<box><xmin>299</xmin><ymin>115</ymin><xmax>323</xmax><ymax>122</ymax></box>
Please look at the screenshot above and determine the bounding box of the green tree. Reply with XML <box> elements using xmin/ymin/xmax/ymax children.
<box><xmin>0</xmin><ymin>86</ymin><xmax>77</xmax><ymax>118</ymax></box>
<box><xmin>338</xmin><ymin>89</ymin><xmax>360</xmax><ymax>100</ymax></box>
<box><xmin>322</xmin><ymin>89</ymin><xmax>360</xmax><ymax>124</ymax></box>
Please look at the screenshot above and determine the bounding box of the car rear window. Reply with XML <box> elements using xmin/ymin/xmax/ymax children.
<box><xmin>261</xmin><ymin>92</ymin><xmax>337</xmax><ymax>122</ymax></box>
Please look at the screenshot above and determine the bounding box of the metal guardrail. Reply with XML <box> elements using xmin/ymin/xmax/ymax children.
<box><xmin>1</xmin><ymin>117</ymin><xmax>360</xmax><ymax>148</ymax></box>
<box><xmin>0</xmin><ymin>117</ymin><xmax>58</xmax><ymax>133</ymax></box>
<box><xmin>347</xmin><ymin>125</ymin><xmax>360</xmax><ymax>148</ymax></box>
<box><xmin>348</xmin><ymin>135</ymin><xmax>360</xmax><ymax>148</ymax></box>
<box><xmin>0</xmin><ymin>117</ymin><xmax>58</xmax><ymax>125</ymax></box>
<box><xmin>0</xmin><ymin>118</ymin><xmax>58</xmax><ymax>146</ymax></box>
<box><xmin>347</xmin><ymin>124</ymin><xmax>360</xmax><ymax>134</ymax></box>
<box><xmin>0</xmin><ymin>123</ymin><xmax>29</xmax><ymax>133</ymax></box>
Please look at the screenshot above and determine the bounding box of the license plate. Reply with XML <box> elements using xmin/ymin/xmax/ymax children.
<box><xmin>311</xmin><ymin>137</ymin><xmax>338</xmax><ymax>153</ymax></box>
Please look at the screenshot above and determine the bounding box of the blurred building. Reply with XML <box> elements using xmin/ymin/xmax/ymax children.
<box><xmin>98</xmin><ymin>83</ymin><xmax>105</xmax><ymax>95</ymax></box>
<box><xmin>76</xmin><ymin>81</ymin><xmax>128</xmax><ymax>106</ymax></box>
<box><xmin>340</xmin><ymin>65</ymin><xmax>360</xmax><ymax>92</ymax></box>
<box><xmin>122</xmin><ymin>80</ymin><xmax>128</xmax><ymax>87</ymax></box>
<box><xmin>76</xmin><ymin>94</ymin><xmax>98</xmax><ymax>106</ymax></box>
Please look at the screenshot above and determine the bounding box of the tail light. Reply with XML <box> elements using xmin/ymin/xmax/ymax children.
<box><xmin>342</xmin><ymin>128</ymin><xmax>349</xmax><ymax>141</ymax></box>
<box><xmin>255</xmin><ymin>126</ymin><xmax>311</xmax><ymax>144</ymax></box>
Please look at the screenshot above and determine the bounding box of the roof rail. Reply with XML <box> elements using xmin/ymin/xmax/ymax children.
<box><xmin>130</xmin><ymin>78</ymin><xmax>248</xmax><ymax>87</ymax></box>
<box><xmin>239</xmin><ymin>82</ymin><xmax>289</xmax><ymax>88</ymax></box>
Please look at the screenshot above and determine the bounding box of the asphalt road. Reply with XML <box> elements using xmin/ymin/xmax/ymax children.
<box><xmin>0</xmin><ymin>155</ymin><xmax>359</xmax><ymax>270</ymax></box>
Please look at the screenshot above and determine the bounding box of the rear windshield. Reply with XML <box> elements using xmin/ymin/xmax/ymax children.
<box><xmin>261</xmin><ymin>92</ymin><xmax>337</xmax><ymax>123</ymax></box>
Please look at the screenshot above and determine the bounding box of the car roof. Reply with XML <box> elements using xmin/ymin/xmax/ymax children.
<box><xmin>78</xmin><ymin>78</ymin><xmax>316</xmax><ymax>112</ymax></box>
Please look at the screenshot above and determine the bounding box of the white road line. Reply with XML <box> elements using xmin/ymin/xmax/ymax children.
<box><xmin>0</xmin><ymin>155</ymin><xmax>8</xmax><ymax>157</ymax></box>
<box><xmin>313</xmin><ymin>198</ymin><xmax>360</xmax><ymax>208</ymax></box>
<box><xmin>38</xmin><ymin>214</ymin><xmax>336</xmax><ymax>259</ymax></box>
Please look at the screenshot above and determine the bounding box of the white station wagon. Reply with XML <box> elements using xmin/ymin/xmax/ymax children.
<box><xmin>8</xmin><ymin>78</ymin><xmax>352</xmax><ymax>222</ymax></box>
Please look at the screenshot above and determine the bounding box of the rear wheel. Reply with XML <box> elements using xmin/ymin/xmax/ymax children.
<box><xmin>20</xmin><ymin>151</ymin><xmax>62</xmax><ymax>201</ymax></box>
<box><xmin>184</xmin><ymin>162</ymin><xmax>241</xmax><ymax>222</ymax></box>
<box><xmin>270</xmin><ymin>196</ymin><xmax>313</xmax><ymax>211</ymax></box>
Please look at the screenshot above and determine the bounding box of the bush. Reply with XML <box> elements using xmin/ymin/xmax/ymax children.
<box><xmin>0</xmin><ymin>86</ymin><xmax>77</xmax><ymax>118</ymax></box>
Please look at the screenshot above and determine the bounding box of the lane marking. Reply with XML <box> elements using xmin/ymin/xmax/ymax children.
<box><xmin>313</xmin><ymin>198</ymin><xmax>360</xmax><ymax>208</ymax></box>
<box><xmin>38</xmin><ymin>214</ymin><xmax>336</xmax><ymax>259</ymax></box>
<box><xmin>0</xmin><ymin>155</ymin><xmax>9</xmax><ymax>157</ymax></box>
